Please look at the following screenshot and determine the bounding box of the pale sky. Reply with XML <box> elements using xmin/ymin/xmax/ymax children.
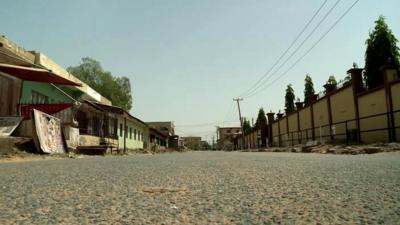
<box><xmin>1</xmin><ymin>0</ymin><xmax>399</xmax><ymax>141</ymax></box>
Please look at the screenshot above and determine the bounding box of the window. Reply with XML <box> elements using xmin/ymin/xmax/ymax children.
<box><xmin>31</xmin><ymin>91</ymin><xmax>49</xmax><ymax>104</ymax></box>
<box><xmin>134</xmin><ymin>129</ymin><xmax>137</xmax><ymax>140</ymax></box>
<box><xmin>129</xmin><ymin>128</ymin><xmax>132</xmax><ymax>139</ymax></box>
<box><xmin>227</xmin><ymin>130</ymin><xmax>231</xmax><ymax>133</ymax></box>
<box><xmin>120</xmin><ymin>124</ymin><xmax>123</xmax><ymax>136</ymax></box>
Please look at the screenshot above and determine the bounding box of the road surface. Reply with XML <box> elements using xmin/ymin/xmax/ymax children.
<box><xmin>1</xmin><ymin>151</ymin><xmax>399</xmax><ymax>224</ymax></box>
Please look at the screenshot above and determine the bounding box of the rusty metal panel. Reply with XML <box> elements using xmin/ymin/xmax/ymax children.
<box><xmin>0</xmin><ymin>117</ymin><xmax>23</xmax><ymax>136</ymax></box>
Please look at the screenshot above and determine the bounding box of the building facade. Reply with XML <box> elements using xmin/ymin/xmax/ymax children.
<box><xmin>180</xmin><ymin>136</ymin><xmax>202</xmax><ymax>150</ymax></box>
<box><xmin>217</xmin><ymin>127</ymin><xmax>241</xmax><ymax>150</ymax></box>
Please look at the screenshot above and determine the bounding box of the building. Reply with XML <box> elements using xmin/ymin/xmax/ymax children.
<box><xmin>147</xmin><ymin>121</ymin><xmax>175</xmax><ymax>136</ymax></box>
<box><xmin>180</xmin><ymin>136</ymin><xmax>202</xmax><ymax>150</ymax></box>
<box><xmin>147</xmin><ymin>121</ymin><xmax>176</xmax><ymax>148</ymax></box>
<box><xmin>0</xmin><ymin>36</ymin><xmax>118</xmax><ymax>153</ymax></box>
<box><xmin>217</xmin><ymin>127</ymin><xmax>241</xmax><ymax>150</ymax></box>
<box><xmin>149</xmin><ymin>127</ymin><xmax>168</xmax><ymax>150</ymax></box>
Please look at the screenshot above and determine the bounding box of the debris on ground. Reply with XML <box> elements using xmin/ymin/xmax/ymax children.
<box><xmin>251</xmin><ymin>142</ymin><xmax>400</xmax><ymax>155</ymax></box>
<box><xmin>140</xmin><ymin>187</ymin><xmax>188</xmax><ymax>194</ymax></box>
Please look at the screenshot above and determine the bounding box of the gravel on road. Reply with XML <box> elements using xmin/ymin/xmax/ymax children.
<box><xmin>1</xmin><ymin>151</ymin><xmax>400</xmax><ymax>224</ymax></box>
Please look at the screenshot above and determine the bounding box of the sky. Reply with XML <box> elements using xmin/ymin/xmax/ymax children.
<box><xmin>1</xmin><ymin>0</ymin><xmax>399</xmax><ymax>141</ymax></box>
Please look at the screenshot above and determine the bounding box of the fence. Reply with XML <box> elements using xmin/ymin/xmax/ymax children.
<box><xmin>273</xmin><ymin>109</ymin><xmax>400</xmax><ymax>146</ymax></box>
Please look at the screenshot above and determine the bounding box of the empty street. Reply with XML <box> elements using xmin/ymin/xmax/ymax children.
<box><xmin>1</xmin><ymin>152</ymin><xmax>400</xmax><ymax>224</ymax></box>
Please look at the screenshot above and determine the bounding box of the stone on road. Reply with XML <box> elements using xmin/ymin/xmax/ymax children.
<box><xmin>1</xmin><ymin>152</ymin><xmax>400</xmax><ymax>224</ymax></box>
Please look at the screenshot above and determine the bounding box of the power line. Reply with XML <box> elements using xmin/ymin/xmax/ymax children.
<box><xmin>242</xmin><ymin>0</ymin><xmax>342</xmax><ymax>98</ymax></box>
<box><xmin>176</xmin><ymin>120</ymin><xmax>237</xmax><ymax>127</ymax></box>
<box><xmin>239</xmin><ymin>0</ymin><xmax>328</xmax><ymax>98</ymax></box>
<box><xmin>221</xmin><ymin>101</ymin><xmax>235</xmax><ymax>125</ymax></box>
<box><xmin>245</xmin><ymin>0</ymin><xmax>360</xmax><ymax>98</ymax></box>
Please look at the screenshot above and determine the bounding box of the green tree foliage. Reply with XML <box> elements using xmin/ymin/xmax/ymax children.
<box><xmin>254</xmin><ymin>108</ymin><xmax>267</xmax><ymax>129</ymax></box>
<box><xmin>67</xmin><ymin>57</ymin><xmax>133</xmax><ymax>111</ymax></box>
<box><xmin>242</xmin><ymin>118</ymin><xmax>252</xmax><ymax>135</ymax></box>
<box><xmin>285</xmin><ymin>84</ymin><xmax>295</xmax><ymax>113</ymax></box>
<box><xmin>326</xmin><ymin>75</ymin><xmax>337</xmax><ymax>86</ymax></box>
<box><xmin>304</xmin><ymin>74</ymin><xmax>315</xmax><ymax>105</ymax></box>
<box><xmin>364</xmin><ymin>16</ymin><xmax>400</xmax><ymax>88</ymax></box>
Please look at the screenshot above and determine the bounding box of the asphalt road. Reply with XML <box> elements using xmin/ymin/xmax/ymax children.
<box><xmin>1</xmin><ymin>151</ymin><xmax>400</xmax><ymax>224</ymax></box>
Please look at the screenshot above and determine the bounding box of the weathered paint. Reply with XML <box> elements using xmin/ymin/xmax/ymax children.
<box><xmin>330</xmin><ymin>87</ymin><xmax>356</xmax><ymax>124</ymax></box>
<box><xmin>287</xmin><ymin>113</ymin><xmax>299</xmax><ymax>144</ymax></box>
<box><xmin>117</xmin><ymin>115</ymin><xmax>146</xmax><ymax>150</ymax></box>
<box><xmin>330</xmin><ymin>86</ymin><xmax>357</xmax><ymax>138</ymax></box>
<box><xmin>20</xmin><ymin>81</ymin><xmax>81</xmax><ymax>103</ymax></box>
<box><xmin>0</xmin><ymin>73</ymin><xmax>22</xmax><ymax>116</ymax></box>
<box><xmin>358</xmin><ymin>88</ymin><xmax>388</xmax><ymax>143</ymax></box>
<box><xmin>271</xmin><ymin>122</ymin><xmax>279</xmax><ymax>146</ymax></box>
<box><xmin>391</xmin><ymin>82</ymin><xmax>400</xmax><ymax>141</ymax></box>
<box><xmin>313</xmin><ymin>98</ymin><xmax>330</xmax><ymax>142</ymax></box>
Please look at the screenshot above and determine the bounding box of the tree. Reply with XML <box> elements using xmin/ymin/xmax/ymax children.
<box><xmin>326</xmin><ymin>75</ymin><xmax>337</xmax><ymax>86</ymax></box>
<box><xmin>254</xmin><ymin>107</ymin><xmax>268</xmax><ymax>147</ymax></box>
<box><xmin>67</xmin><ymin>57</ymin><xmax>133</xmax><ymax>110</ymax></box>
<box><xmin>285</xmin><ymin>84</ymin><xmax>295</xmax><ymax>113</ymax></box>
<box><xmin>364</xmin><ymin>15</ymin><xmax>400</xmax><ymax>88</ymax></box>
<box><xmin>242</xmin><ymin>118</ymin><xmax>252</xmax><ymax>135</ymax></box>
<box><xmin>304</xmin><ymin>74</ymin><xmax>315</xmax><ymax>105</ymax></box>
<box><xmin>254</xmin><ymin>108</ymin><xmax>267</xmax><ymax>129</ymax></box>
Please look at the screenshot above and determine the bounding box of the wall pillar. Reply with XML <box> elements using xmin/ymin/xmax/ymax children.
<box><xmin>348</xmin><ymin>67</ymin><xmax>364</xmax><ymax>143</ymax></box>
<box><xmin>267</xmin><ymin>112</ymin><xmax>275</xmax><ymax>147</ymax></box>
<box><xmin>381</xmin><ymin>64</ymin><xmax>398</xmax><ymax>142</ymax></box>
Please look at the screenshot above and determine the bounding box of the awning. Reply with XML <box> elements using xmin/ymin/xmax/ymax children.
<box><xmin>20</xmin><ymin>103</ymin><xmax>73</xmax><ymax>119</ymax></box>
<box><xmin>0</xmin><ymin>63</ymin><xmax>81</xmax><ymax>86</ymax></box>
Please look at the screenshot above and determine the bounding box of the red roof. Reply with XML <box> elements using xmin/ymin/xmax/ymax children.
<box><xmin>0</xmin><ymin>63</ymin><xmax>81</xmax><ymax>86</ymax></box>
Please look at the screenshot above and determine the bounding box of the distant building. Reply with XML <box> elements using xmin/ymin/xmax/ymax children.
<box><xmin>149</xmin><ymin>127</ymin><xmax>168</xmax><ymax>150</ymax></box>
<box><xmin>217</xmin><ymin>127</ymin><xmax>241</xmax><ymax>150</ymax></box>
<box><xmin>147</xmin><ymin>121</ymin><xmax>176</xmax><ymax>148</ymax></box>
<box><xmin>91</xmin><ymin>102</ymin><xmax>148</xmax><ymax>152</ymax></box>
<box><xmin>180</xmin><ymin>136</ymin><xmax>202</xmax><ymax>150</ymax></box>
<box><xmin>146</xmin><ymin>121</ymin><xmax>175</xmax><ymax>136</ymax></box>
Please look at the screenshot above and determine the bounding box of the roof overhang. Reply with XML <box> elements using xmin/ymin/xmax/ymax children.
<box><xmin>0</xmin><ymin>63</ymin><xmax>82</xmax><ymax>86</ymax></box>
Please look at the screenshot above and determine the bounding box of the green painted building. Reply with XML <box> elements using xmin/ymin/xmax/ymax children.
<box><xmin>20</xmin><ymin>81</ymin><xmax>83</xmax><ymax>104</ymax></box>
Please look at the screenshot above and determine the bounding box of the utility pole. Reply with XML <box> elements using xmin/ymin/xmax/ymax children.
<box><xmin>215</xmin><ymin>126</ymin><xmax>219</xmax><ymax>150</ymax></box>
<box><xmin>233</xmin><ymin>98</ymin><xmax>244</xmax><ymax>150</ymax></box>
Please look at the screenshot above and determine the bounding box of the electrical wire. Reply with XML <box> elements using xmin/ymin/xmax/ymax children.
<box><xmin>242</xmin><ymin>0</ymin><xmax>342</xmax><ymax>98</ymax></box>
<box><xmin>239</xmin><ymin>0</ymin><xmax>328</xmax><ymax>98</ymax></box>
<box><xmin>244</xmin><ymin>0</ymin><xmax>360</xmax><ymax>98</ymax></box>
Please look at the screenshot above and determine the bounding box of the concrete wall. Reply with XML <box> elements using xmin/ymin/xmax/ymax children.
<box><xmin>358</xmin><ymin>89</ymin><xmax>388</xmax><ymax>143</ymax></box>
<box><xmin>272</xmin><ymin>122</ymin><xmax>279</xmax><ymax>146</ymax></box>
<box><xmin>0</xmin><ymin>36</ymin><xmax>35</xmax><ymax>65</ymax></box>
<box><xmin>298</xmin><ymin>106</ymin><xmax>312</xmax><ymax>143</ymax></box>
<box><xmin>268</xmin><ymin>72</ymin><xmax>400</xmax><ymax>146</ymax></box>
<box><xmin>391</xmin><ymin>82</ymin><xmax>400</xmax><ymax>141</ymax></box>
<box><xmin>330</xmin><ymin>86</ymin><xmax>356</xmax><ymax>139</ymax></box>
<box><xmin>33</xmin><ymin>52</ymin><xmax>112</xmax><ymax>105</ymax></box>
<box><xmin>287</xmin><ymin>113</ymin><xmax>299</xmax><ymax>144</ymax></box>
<box><xmin>313</xmin><ymin>98</ymin><xmax>330</xmax><ymax>142</ymax></box>
<box><xmin>278</xmin><ymin>118</ymin><xmax>288</xmax><ymax>146</ymax></box>
<box><xmin>330</xmin><ymin>87</ymin><xmax>356</xmax><ymax>123</ymax></box>
<box><xmin>79</xmin><ymin>134</ymin><xmax>101</xmax><ymax>146</ymax></box>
